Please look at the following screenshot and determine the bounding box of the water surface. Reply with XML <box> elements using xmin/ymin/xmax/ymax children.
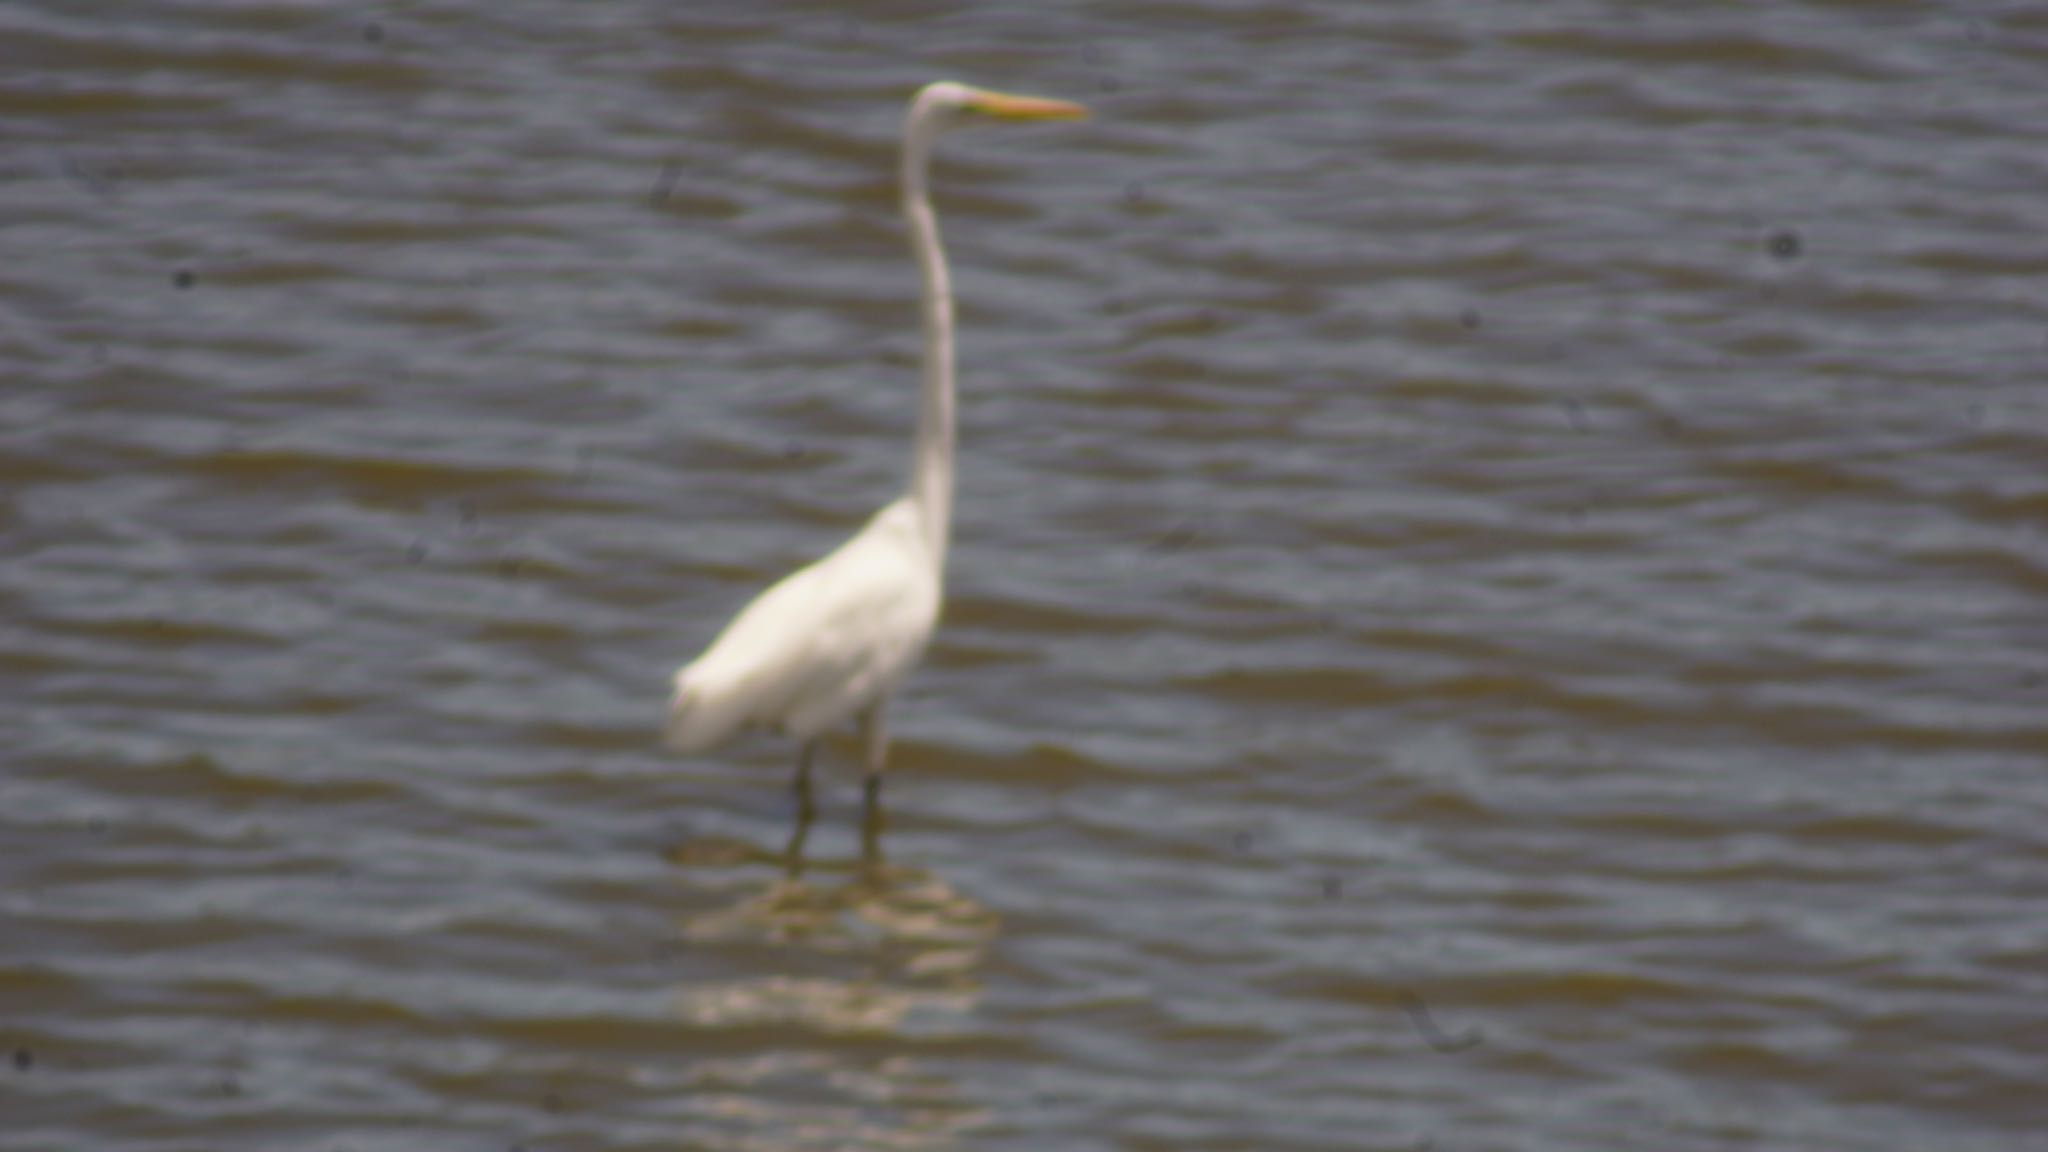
<box><xmin>4</xmin><ymin>3</ymin><xmax>2046</xmax><ymax>1149</ymax></box>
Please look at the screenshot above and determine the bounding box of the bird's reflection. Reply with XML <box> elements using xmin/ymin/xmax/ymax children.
<box><xmin>662</xmin><ymin>829</ymin><xmax>998</xmax><ymax>1147</ymax></box>
<box><xmin>669</xmin><ymin>837</ymin><xmax>998</xmax><ymax>976</ymax></box>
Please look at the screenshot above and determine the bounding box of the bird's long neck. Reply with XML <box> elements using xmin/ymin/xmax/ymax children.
<box><xmin>901</xmin><ymin>106</ymin><xmax>954</xmax><ymax>571</ymax></box>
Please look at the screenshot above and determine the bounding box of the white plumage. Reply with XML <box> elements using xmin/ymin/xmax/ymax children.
<box><xmin>666</xmin><ymin>498</ymin><xmax>937</xmax><ymax>752</ymax></box>
<box><xmin>662</xmin><ymin>81</ymin><xmax>1087</xmax><ymax>857</ymax></box>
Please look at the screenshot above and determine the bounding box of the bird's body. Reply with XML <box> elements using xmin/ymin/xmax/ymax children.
<box><xmin>665</xmin><ymin>495</ymin><xmax>937</xmax><ymax>752</ymax></box>
<box><xmin>664</xmin><ymin>81</ymin><xmax>1086</xmax><ymax>858</ymax></box>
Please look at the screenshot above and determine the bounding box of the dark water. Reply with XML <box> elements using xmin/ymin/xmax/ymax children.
<box><xmin>4</xmin><ymin>3</ymin><xmax>2045</xmax><ymax>1149</ymax></box>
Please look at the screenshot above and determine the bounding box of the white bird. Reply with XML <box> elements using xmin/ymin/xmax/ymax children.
<box><xmin>665</xmin><ymin>81</ymin><xmax>1088</xmax><ymax>858</ymax></box>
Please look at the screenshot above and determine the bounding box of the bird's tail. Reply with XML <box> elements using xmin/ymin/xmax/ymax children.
<box><xmin>663</xmin><ymin>666</ymin><xmax>750</xmax><ymax>754</ymax></box>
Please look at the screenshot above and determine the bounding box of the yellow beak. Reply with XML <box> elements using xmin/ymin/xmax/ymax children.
<box><xmin>966</xmin><ymin>90</ymin><xmax>1091</xmax><ymax>122</ymax></box>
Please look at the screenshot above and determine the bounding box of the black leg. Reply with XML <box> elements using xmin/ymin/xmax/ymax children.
<box><xmin>791</xmin><ymin>740</ymin><xmax>817</xmax><ymax>824</ymax></box>
<box><xmin>857</xmin><ymin>706</ymin><xmax>889</xmax><ymax>865</ymax></box>
<box><xmin>861</xmin><ymin>773</ymin><xmax>885</xmax><ymax>865</ymax></box>
<box><xmin>783</xmin><ymin>741</ymin><xmax>817</xmax><ymax>876</ymax></box>
<box><xmin>781</xmin><ymin>811</ymin><xmax>812</xmax><ymax>879</ymax></box>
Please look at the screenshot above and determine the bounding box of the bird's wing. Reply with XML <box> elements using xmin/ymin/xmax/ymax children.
<box><xmin>667</xmin><ymin>499</ymin><xmax>939</xmax><ymax>751</ymax></box>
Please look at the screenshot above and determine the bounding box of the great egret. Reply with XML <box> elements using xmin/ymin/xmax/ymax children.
<box><xmin>665</xmin><ymin>81</ymin><xmax>1087</xmax><ymax>859</ymax></box>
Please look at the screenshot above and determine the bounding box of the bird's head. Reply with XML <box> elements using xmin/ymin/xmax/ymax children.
<box><xmin>913</xmin><ymin>81</ymin><xmax>1090</xmax><ymax>132</ymax></box>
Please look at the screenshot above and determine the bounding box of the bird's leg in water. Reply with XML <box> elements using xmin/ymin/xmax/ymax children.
<box><xmin>792</xmin><ymin>740</ymin><xmax>818</xmax><ymax>824</ymax></box>
<box><xmin>861</xmin><ymin>776</ymin><xmax>884</xmax><ymax>863</ymax></box>
<box><xmin>859</xmin><ymin>707</ymin><xmax>889</xmax><ymax>863</ymax></box>
<box><xmin>783</xmin><ymin>741</ymin><xmax>819</xmax><ymax>876</ymax></box>
<box><xmin>781</xmin><ymin>815</ymin><xmax>812</xmax><ymax>878</ymax></box>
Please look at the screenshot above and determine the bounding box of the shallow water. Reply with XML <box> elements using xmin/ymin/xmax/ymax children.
<box><xmin>4</xmin><ymin>3</ymin><xmax>2046</xmax><ymax>1150</ymax></box>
